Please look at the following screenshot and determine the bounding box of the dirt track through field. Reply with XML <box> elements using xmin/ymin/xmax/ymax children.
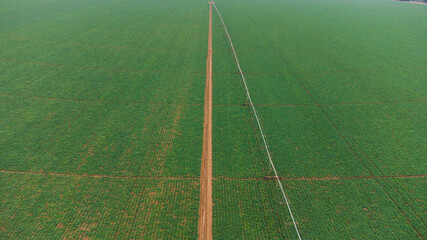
<box><xmin>198</xmin><ymin>3</ymin><xmax>213</xmax><ymax>240</ymax></box>
<box><xmin>0</xmin><ymin>170</ymin><xmax>199</xmax><ymax>180</ymax></box>
<box><xmin>2</xmin><ymin>170</ymin><xmax>424</xmax><ymax>181</ymax></box>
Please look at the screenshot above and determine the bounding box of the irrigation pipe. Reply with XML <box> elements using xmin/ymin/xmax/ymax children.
<box><xmin>212</xmin><ymin>3</ymin><xmax>302</xmax><ymax>239</ymax></box>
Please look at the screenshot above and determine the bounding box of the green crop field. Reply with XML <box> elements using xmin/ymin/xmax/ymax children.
<box><xmin>1</xmin><ymin>0</ymin><xmax>426</xmax><ymax>239</ymax></box>
<box><xmin>1</xmin><ymin>0</ymin><xmax>207</xmax><ymax>238</ymax></box>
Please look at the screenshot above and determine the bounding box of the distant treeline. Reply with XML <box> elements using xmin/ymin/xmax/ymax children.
<box><xmin>400</xmin><ymin>0</ymin><xmax>427</xmax><ymax>2</ymax></box>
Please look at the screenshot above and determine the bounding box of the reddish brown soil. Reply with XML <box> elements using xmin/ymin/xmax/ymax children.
<box><xmin>0</xmin><ymin>93</ymin><xmax>203</xmax><ymax>106</ymax></box>
<box><xmin>198</xmin><ymin>3</ymin><xmax>213</xmax><ymax>240</ymax></box>
<box><xmin>213</xmin><ymin>175</ymin><xmax>427</xmax><ymax>181</ymax></box>
<box><xmin>0</xmin><ymin>170</ymin><xmax>198</xmax><ymax>180</ymax></box>
<box><xmin>0</xmin><ymin>57</ymin><xmax>205</xmax><ymax>76</ymax></box>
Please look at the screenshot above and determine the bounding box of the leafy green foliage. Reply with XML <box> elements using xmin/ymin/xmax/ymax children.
<box><xmin>0</xmin><ymin>173</ymin><xmax>200</xmax><ymax>239</ymax></box>
<box><xmin>1</xmin><ymin>0</ymin><xmax>426</xmax><ymax>238</ymax></box>
<box><xmin>212</xmin><ymin>0</ymin><xmax>426</xmax><ymax>238</ymax></box>
<box><xmin>0</xmin><ymin>0</ymin><xmax>207</xmax><ymax>238</ymax></box>
<box><xmin>282</xmin><ymin>178</ymin><xmax>425</xmax><ymax>239</ymax></box>
<box><xmin>213</xmin><ymin>180</ymin><xmax>299</xmax><ymax>239</ymax></box>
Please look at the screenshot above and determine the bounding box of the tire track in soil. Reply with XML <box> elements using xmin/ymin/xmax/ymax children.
<box><xmin>198</xmin><ymin>2</ymin><xmax>213</xmax><ymax>240</ymax></box>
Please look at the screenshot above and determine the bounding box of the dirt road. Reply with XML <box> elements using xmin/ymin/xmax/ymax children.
<box><xmin>198</xmin><ymin>2</ymin><xmax>213</xmax><ymax>240</ymax></box>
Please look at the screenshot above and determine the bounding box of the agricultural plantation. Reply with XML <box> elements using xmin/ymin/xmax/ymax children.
<box><xmin>1</xmin><ymin>0</ymin><xmax>426</xmax><ymax>239</ymax></box>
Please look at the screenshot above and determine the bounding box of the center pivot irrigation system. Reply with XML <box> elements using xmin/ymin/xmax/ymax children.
<box><xmin>212</xmin><ymin>3</ymin><xmax>303</xmax><ymax>240</ymax></box>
